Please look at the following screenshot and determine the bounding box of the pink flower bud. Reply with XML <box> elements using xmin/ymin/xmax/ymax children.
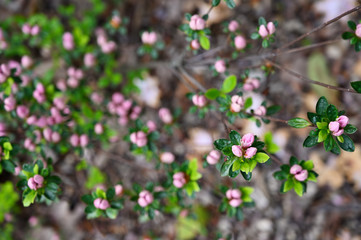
<box><xmin>94</xmin><ymin>123</ymin><xmax>104</xmax><ymax>135</ymax></box>
<box><xmin>43</xmin><ymin>128</ymin><xmax>52</xmax><ymax>142</ymax></box>
<box><xmin>295</xmin><ymin>169</ymin><xmax>308</xmax><ymax>182</ymax></box>
<box><xmin>4</xmin><ymin>96</ymin><xmax>16</xmax><ymax>112</ymax></box>
<box><xmin>258</xmin><ymin>25</ymin><xmax>269</xmax><ymax>38</ymax></box>
<box><xmin>234</xmin><ymin>35</ymin><xmax>246</xmax><ymax>50</ymax></box>
<box><xmin>122</xmin><ymin>100</ymin><xmax>133</xmax><ymax>110</ymax></box>
<box><xmin>0</xmin><ymin>73</ymin><xmax>6</xmax><ymax>83</ymax></box>
<box><xmin>160</xmin><ymin>152</ymin><xmax>175</xmax><ymax>164</ymax></box>
<box><xmin>84</xmin><ymin>53</ymin><xmax>96</xmax><ymax>67</ymax></box>
<box><xmin>230</xmin><ymin>103</ymin><xmax>241</xmax><ymax>113</ymax></box>
<box><xmin>56</xmin><ymin>79</ymin><xmax>67</xmax><ymax>91</ymax></box>
<box><xmin>229</xmin><ymin>198</ymin><xmax>242</xmax><ymax>207</ymax></box>
<box><xmin>21</xmin><ymin>55</ymin><xmax>33</xmax><ymax>69</ymax></box>
<box><xmin>328</xmin><ymin>121</ymin><xmax>340</xmax><ymax>132</ymax></box>
<box><xmin>356</xmin><ymin>25</ymin><xmax>361</xmax><ymax>38</ymax></box>
<box><xmin>70</xmin><ymin>134</ymin><xmax>79</xmax><ymax>147</ymax></box>
<box><xmin>159</xmin><ymin>108</ymin><xmax>173</xmax><ymax>124</ymax></box>
<box><xmin>214</xmin><ymin>60</ymin><xmax>226</xmax><ymax>73</ymax></box>
<box><xmin>206</xmin><ymin>150</ymin><xmax>221</xmax><ymax>165</ymax></box>
<box><xmin>254</xmin><ymin>106</ymin><xmax>266</xmax><ymax>116</ymax></box>
<box><xmin>93</xmin><ymin>198</ymin><xmax>101</xmax><ymax>208</ymax></box>
<box><xmin>190</xmin><ymin>39</ymin><xmax>200</xmax><ymax>50</ymax></box>
<box><xmin>189</xmin><ymin>15</ymin><xmax>205</xmax><ymax>30</ymax></box>
<box><xmin>16</xmin><ymin>105</ymin><xmax>29</xmax><ymax>118</ymax></box>
<box><xmin>36</xmin><ymin>116</ymin><xmax>47</xmax><ymax>128</ymax></box>
<box><xmin>228</xmin><ymin>20</ymin><xmax>239</xmax><ymax>32</ymax></box>
<box><xmin>22</xmin><ymin>24</ymin><xmax>32</xmax><ymax>34</ymax></box>
<box><xmin>290</xmin><ymin>164</ymin><xmax>302</xmax><ymax>175</ymax></box>
<box><xmin>231</xmin><ymin>189</ymin><xmax>242</xmax><ymax>199</ymax></box>
<box><xmin>30</xmin><ymin>25</ymin><xmax>40</xmax><ymax>36</ymax></box>
<box><xmin>80</xmin><ymin>134</ymin><xmax>89</xmax><ymax>147</ymax></box>
<box><xmin>146</xmin><ymin>120</ymin><xmax>157</xmax><ymax>132</ymax></box>
<box><xmin>62</xmin><ymin>32</ymin><xmax>74</xmax><ymax>50</ymax></box>
<box><xmin>192</xmin><ymin>95</ymin><xmax>207</xmax><ymax>107</ymax></box>
<box><xmin>112</xmin><ymin>93</ymin><xmax>124</xmax><ymax>104</ymax></box>
<box><xmin>332</xmin><ymin>129</ymin><xmax>344</xmax><ymax>137</ymax></box>
<box><xmin>141</xmin><ymin>32</ymin><xmax>157</xmax><ymax>45</ymax></box>
<box><xmin>336</xmin><ymin>115</ymin><xmax>349</xmax><ymax>128</ymax></box>
<box><xmin>67</xmin><ymin>77</ymin><xmax>79</xmax><ymax>88</ymax></box>
<box><xmin>232</xmin><ymin>145</ymin><xmax>243</xmax><ymax>157</ymax></box>
<box><xmin>99</xmin><ymin>199</ymin><xmax>110</xmax><ymax>210</ymax></box>
<box><xmin>26</xmin><ymin>115</ymin><xmax>37</xmax><ymax>125</ymax></box>
<box><xmin>138</xmin><ymin>197</ymin><xmax>148</xmax><ymax>207</ymax></box>
<box><xmin>231</xmin><ymin>95</ymin><xmax>244</xmax><ymax>105</ymax></box>
<box><xmin>267</xmin><ymin>22</ymin><xmax>276</xmax><ymax>35</ymax></box>
<box><xmin>244</xmin><ymin>147</ymin><xmax>257</xmax><ymax>159</ymax></box>
<box><xmin>1</xmin><ymin>64</ymin><xmax>10</xmax><ymax>76</ymax></box>
<box><xmin>51</xmin><ymin>132</ymin><xmax>61</xmax><ymax>143</ymax></box>
<box><xmin>53</xmin><ymin>97</ymin><xmax>66</xmax><ymax>110</ymax></box>
<box><xmin>28</xmin><ymin>174</ymin><xmax>44</xmax><ymax>190</ymax></box>
<box><xmin>115</xmin><ymin>184</ymin><xmax>123</xmax><ymax>196</ymax></box>
<box><xmin>111</xmin><ymin>15</ymin><xmax>122</xmax><ymax>27</ymax></box>
<box><xmin>173</xmin><ymin>172</ymin><xmax>186</xmax><ymax>188</ymax></box>
<box><xmin>118</xmin><ymin>116</ymin><xmax>128</xmax><ymax>126</ymax></box>
<box><xmin>15</xmin><ymin>166</ymin><xmax>21</xmax><ymax>176</ymax></box>
<box><xmin>241</xmin><ymin>133</ymin><xmax>254</xmax><ymax>148</ymax></box>
<box><xmin>138</xmin><ymin>190</ymin><xmax>153</xmax><ymax>207</ymax></box>
<box><xmin>21</xmin><ymin>75</ymin><xmax>31</xmax><ymax>86</ymax></box>
<box><xmin>91</xmin><ymin>92</ymin><xmax>103</xmax><ymax>105</ymax></box>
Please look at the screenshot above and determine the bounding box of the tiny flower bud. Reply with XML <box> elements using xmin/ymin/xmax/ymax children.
<box><xmin>232</xmin><ymin>145</ymin><xmax>243</xmax><ymax>157</ymax></box>
<box><xmin>16</xmin><ymin>105</ymin><xmax>29</xmax><ymax>119</ymax></box>
<box><xmin>146</xmin><ymin>120</ymin><xmax>157</xmax><ymax>132</ymax></box>
<box><xmin>295</xmin><ymin>169</ymin><xmax>308</xmax><ymax>182</ymax></box>
<box><xmin>160</xmin><ymin>152</ymin><xmax>175</xmax><ymax>164</ymax></box>
<box><xmin>244</xmin><ymin>147</ymin><xmax>257</xmax><ymax>159</ymax></box>
<box><xmin>266</xmin><ymin>22</ymin><xmax>276</xmax><ymax>35</ymax></box>
<box><xmin>228</xmin><ymin>20</ymin><xmax>239</xmax><ymax>32</ymax></box>
<box><xmin>336</xmin><ymin>115</ymin><xmax>349</xmax><ymax>128</ymax></box>
<box><xmin>290</xmin><ymin>164</ymin><xmax>302</xmax><ymax>175</ymax></box>
<box><xmin>70</xmin><ymin>134</ymin><xmax>79</xmax><ymax>147</ymax></box>
<box><xmin>332</xmin><ymin>129</ymin><xmax>344</xmax><ymax>137</ymax></box>
<box><xmin>84</xmin><ymin>53</ymin><xmax>96</xmax><ymax>67</ymax></box>
<box><xmin>21</xmin><ymin>55</ymin><xmax>33</xmax><ymax>69</ymax></box>
<box><xmin>328</xmin><ymin>121</ymin><xmax>340</xmax><ymax>132</ymax></box>
<box><xmin>254</xmin><ymin>106</ymin><xmax>266</xmax><ymax>116</ymax></box>
<box><xmin>214</xmin><ymin>60</ymin><xmax>226</xmax><ymax>73</ymax></box>
<box><xmin>258</xmin><ymin>25</ymin><xmax>269</xmax><ymax>38</ymax></box>
<box><xmin>159</xmin><ymin>108</ymin><xmax>173</xmax><ymax>124</ymax></box>
<box><xmin>229</xmin><ymin>199</ymin><xmax>242</xmax><ymax>207</ymax></box>
<box><xmin>94</xmin><ymin>123</ymin><xmax>104</xmax><ymax>135</ymax></box>
<box><xmin>234</xmin><ymin>35</ymin><xmax>246</xmax><ymax>50</ymax></box>
<box><xmin>206</xmin><ymin>150</ymin><xmax>221</xmax><ymax>165</ymax></box>
<box><xmin>190</xmin><ymin>39</ymin><xmax>200</xmax><ymax>50</ymax></box>
<box><xmin>115</xmin><ymin>184</ymin><xmax>123</xmax><ymax>196</ymax></box>
<box><xmin>80</xmin><ymin>134</ymin><xmax>89</xmax><ymax>147</ymax></box>
<box><xmin>241</xmin><ymin>133</ymin><xmax>254</xmax><ymax>148</ymax></box>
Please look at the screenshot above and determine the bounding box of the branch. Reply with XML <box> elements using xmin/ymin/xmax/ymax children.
<box><xmin>268</xmin><ymin>60</ymin><xmax>358</xmax><ymax>93</ymax></box>
<box><xmin>278</xmin><ymin>4</ymin><xmax>361</xmax><ymax>50</ymax></box>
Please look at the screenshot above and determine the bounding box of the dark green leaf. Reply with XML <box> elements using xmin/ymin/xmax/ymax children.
<box><xmin>337</xmin><ymin>134</ymin><xmax>355</xmax><ymax>152</ymax></box>
<box><xmin>106</xmin><ymin>187</ymin><xmax>115</xmax><ymax>200</ymax></box>
<box><xmin>212</xmin><ymin>0</ymin><xmax>221</xmax><ymax>6</ymax></box>
<box><xmin>236</xmin><ymin>208</ymin><xmax>244</xmax><ymax>221</ymax></box>
<box><xmin>229</xmin><ymin>130</ymin><xmax>241</xmax><ymax>145</ymax></box>
<box><xmin>240</xmin><ymin>171</ymin><xmax>252</xmax><ymax>181</ymax></box>
<box><xmin>348</xmin><ymin>21</ymin><xmax>356</xmax><ymax>30</ymax></box>
<box><xmin>326</xmin><ymin>104</ymin><xmax>338</xmax><ymax>121</ymax></box>
<box><xmin>111</xmin><ymin>200</ymin><xmax>123</xmax><ymax>209</ymax></box>
<box><xmin>330</xmin><ymin>143</ymin><xmax>341</xmax><ymax>155</ymax></box>
<box><xmin>250</xmin><ymin>32</ymin><xmax>259</xmax><ymax>40</ymax></box>
<box><xmin>342</xmin><ymin>32</ymin><xmax>354</xmax><ymax>39</ymax></box>
<box><xmin>351</xmin><ymin>81</ymin><xmax>361</xmax><ymax>93</ymax></box>
<box><xmin>220</xmin><ymin>159</ymin><xmax>235</xmax><ymax>177</ymax></box>
<box><xmin>258</xmin><ymin>17</ymin><xmax>267</xmax><ymax>26</ymax></box>
<box><xmin>287</xmin><ymin>118</ymin><xmax>311</xmax><ymax>128</ymax></box>
<box><xmin>82</xmin><ymin>194</ymin><xmax>94</xmax><ymax>205</ymax></box>
<box><xmin>47</xmin><ymin>176</ymin><xmax>61</xmax><ymax>185</ymax></box>
<box><xmin>205</xmin><ymin>88</ymin><xmax>220</xmax><ymax>100</ymax></box>
<box><xmin>303</xmin><ymin>136</ymin><xmax>318</xmax><ymax>148</ymax></box>
<box><xmin>307</xmin><ymin>112</ymin><xmax>320</xmax><ymax>125</ymax></box>
<box><xmin>44</xmin><ymin>188</ymin><xmax>57</xmax><ymax>200</ymax></box>
<box><xmin>280</xmin><ymin>164</ymin><xmax>290</xmax><ymax>173</ymax></box>
<box><xmin>344</xmin><ymin>124</ymin><xmax>357</xmax><ymax>134</ymax></box>
<box><xmin>214</xmin><ymin>139</ymin><xmax>231</xmax><ymax>150</ymax></box>
<box><xmin>324</xmin><ymin>134</ymin><xmax>335</xmax><ymax>152</ymax></box>
<box><xmin>273</xmin><ymin>171</ymin><xmax>287</xmax><ymax>180</ymax></box>
<box><xmin>1</xmin><ymin>160</ymin><xmax>15</xmax><ymax>173</ymax></box>
<box><xmin>355</xmin><ymin>41</ymin><xmax>361</xmax><ymax>52</ymax></box>
<box><xmin>290</xmin><ymin>156</ymin><xmax>299</xmax><ymax>165</ymax></box>
<box><xmin>316</xmin><ymin>96</ymin><xmax>328</xmax><ymax>115</ymax></box>
<box><xmin>85</xmin><ymin>205</ymin><xmax>96</xmax><ymax>214</ymax></box>
<box><xmin>224</xmin><ymin>0</ymin><xmax>236</xmax><ymax>9</ymax></box>
<box><xmin>266</xmin><ymin>105</ymin><xmax>281</xmax><ymax>116</ymax></box>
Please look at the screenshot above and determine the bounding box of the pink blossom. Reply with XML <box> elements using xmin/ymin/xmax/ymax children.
<box><xmin>16</xmin><ymin>105</ymin><xmax>29</xmax><ymax>118</ymax></box>
<box><xmin>51</xmin><ymin>132</ymin><xmax>61</xmax><ymax>143</ymax></box>
<box><xmin>290</xmin><ymin>164</ymin><xmax>302</xmax><ymax>175</ymax></box>
<box><xmin>228</xmin><ymin>20</ymin><xmax>239</xmax><ymax>32</ymax></box>
<box><xmin>8</xmin><ymin>61</ymin><xmax>21</xmax><ymax>76</ymax></box>
<box><xmin>160</xmin><ymin>152</ymin><xmax>175</xmax><ymax>164</ymax></box>
<box><xmin>21</xmin><ymin>55</ymin><xmax>33</xmax><ymax>69</ymax></box>
<box><xmin>258</xmin><ymin>22</ymin><xmax>276</xmax><ymax>38</ymax></box>
<box><xmin>56</xmin><ymin>79</ymin><xmax>67</xmax><ymax>91</ymax></box>
<box><xmin>36</xmin><ymin>116</ymin><xmax>47</xmax><ymax>128</ymax></box>
<box><xmin>295</xmin><ymin>169</ymin><xmax>308</xmax><ymax>182</ymax></box>
<box><xmin>159</xmin><ymin>108</ymin><xmax>173</xmax><ymax>124</ymax></box>
<box><xmin>112</xmin><ymin>93</ymin><xmax>124</xmax><ymax>104</ymax></box>
<box><xmin>232</xmin><ymin>145</ymin><xmax>242</xmax><ymax>157</ymax></box>
<box><xmin>91</xmin><ymin>92</ymin><xmax>103</xmax><ymax>105</ymax></box>
<box><xmin>80</xmin><ymin>134</ymin><xmax>89</xmax><ymax>147</ymax></box>
<box><xmin>28</xmin><ymin>174</ymin><xmax>44</xmax><ymax>190</ymax></box>
<box><xmin>229</xmin><ymin>199</ymin><xmax>243</xmax><ymax>207</ymax></box>
<box><xmin>62</xmin><ymin>32</ymin><xmax>74</xmax><ymax>50</ymax></box>
<box><xmin>244</xmin><ymin>147</ymin><xmax>257</xmax><ymax>159</ymax></box>
<box><xmin>43</xmin><ymin>128</ymin><xmax>52</xmax><ymax>142</ymax></box>
<box><xmin>94</xmin><ymin>198</ymin><xmax>110</xmax><ymax>210</ymax></box>
<box><xmin>328</xmin><ymin>121</ymin><xmax>340</xmax><ymax>132</ymax></box>
<box><xmin>4</xmin><ymin>96</ymin><xmax>16</xmax><ymax>112</ymax></box>
<box><xmin>173</xmin><ymin>172</ymin><xmax>187</xmax><ymax>188</ymax></box>
<box><xmin>53</xmin><ymin>97</ymin><xmax>66</xmax><ymax>110</ymax></box>
<box><xmin>258</xmin><ymin>25</ymin><xmax>268</xmax><ymax>38</ymax></box>
<box><xmin>214</xmin><ymin>60</ymin><xmax>226</xmax><ymax>73</ymax></box>
<box><xmin>70</xmin><ymin>134</ymin><xmax>79</xmax><ymax>147</ymax></box>
<box><xmin>190</xmin><ymin>39</ymin><xmax>200</xmax><ymax>50</ymax></box>
<box><xmin>94</xmin><ymin>123</ymin><xmax>104</xmax><ymax>135</ymax></box>
<box><xmin>356</xmin><ymin>24</ymin><xmax>361</xmax><ymax>38</ymax></box>
<box><xmin>206</xmin><ymin>150</ymin><xmax>221</xmax><ymax>165</ymax></box>
<box><xmin>189</xmin><ymin>15</ymin><xmax>206</xmax><ymax>31</ymax></box>
<box><xmin>192</xmin><ymin>94</ymin><xmax>207</xmax><ymax>107</ymax></box>
<box><xmin>138</xmin><ymin>190</ymin><xmax>153</xmax><ymax>207</ymax></box>
<box><xmin>146</xmin><ymin>120</ymin><xmax>157</xmax><ymax>132</ymax></box>
<box><xmin>22</xmin><ymin>24</ymin><xmax>31</xmax><ymax>34</ymax></box>
<box><xmin>141</xmin><ymin>31</ymin><xmax>157</xmax><ymax>45</ymax></box>
<box><xmin>254</xmin><ymin>106</ymin><xmax>266</xmax><ymax>116</ymax></box>
<box><xmin>1</xmin><ymin>64</ymin><xmax>10</xmax><ymax>76</ymax></box>
<box><xmin>234</xmin><ymin>35</ymin><xmax>246</xmax><ymax>50</ymax></box>
<box><xmin>336</xmin><ymin>115</ymin><xmax>349</xmax><ymax>128</ymax></box>
<box><xmin>21</xmin><ymin>75</ymin><xmax>31</xmax><ymax>86</ymax></box>
<box><xmin>130</xmin><ymin>131</ymin><xmax>147</xmax><ymax>147</ymax></box>
<box><xmin>226</xmin><ymin>189</ymin><xmax>242</xmax><ymax>207</ymax></box>
<box><xmin>67</xmin><ymin>77</ymin><xmax>79</xmax><ymax>88</ymax></box>
<box><xmin>332</xmin><ymin>129</ymin><xmax>344</xmax><ymax>137</ymax></box>
<box><xmin>241</xmin><ymin>133</ymin><xmax>254</xmax><ymax>148</ymax></box>
<box><xmin>115</xmin><ymin>184</ymin><xmax>123</xmax><ymax>196</ymax></box>
<box><xmin>84</xmin><ymin>53</ymin><xmax>96</xmax><ymax>67</ymax></box>
<box><xmin>26</xmin><ymin>115</ymin><xmax>37</xmax><ymax>125</ymax></box>
<box><xmin>24</xmin><ymin>138</ymin><xmax>36</xmax><ymax>151</ymax></box>
<box><xmin>267</xmin><ymin>22</ymin><xmax>276</xmax><ymax>35</ymax></box>
<box><xmin>31</xmin><ymin>25</ymin><xmax>40</xmax><ymax>36</ymax></box>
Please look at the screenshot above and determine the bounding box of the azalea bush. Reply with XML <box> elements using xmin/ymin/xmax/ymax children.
<box><xmin>0</xmin><ymin>0</ymin><xmax>361</xmax><ymax>239</ymax></box>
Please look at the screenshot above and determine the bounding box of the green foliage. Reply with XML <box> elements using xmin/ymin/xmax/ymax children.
<box><xmin>0</xmin><ymin>182</ymin><xmax>19</xmax><ymax>222</ymax></box>
<box><xmin>85</xmin><ymin>166</ymin><xmax>106</xmax><ymax>189</ymax></box>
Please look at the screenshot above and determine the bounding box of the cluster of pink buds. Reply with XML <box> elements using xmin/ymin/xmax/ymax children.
<box><xmin>21</xmin><ymin>55</ymin><xmax>33</xmax><ymax>69</ymax></box>
<box><xmin>232</xmin><ymin>133</ymin><xmax>257</xmax><ymax>159</ymax></box>
<box><xmin>160</xmin><ymin>152</ymin><xmax>175</xmax><ymax>164</ymax></box>
<box><xmin>190</xmin><ymin>39</ymin><xmax>200</xmax><ymax>50</ymax></box>
<box><xmin>43</xmin><ymin>128</ymin><xmax>61</xmax><ymax>143</ymax></box>
<box><xmin>189</xmin><ymin>15</ymin><xmax>206</xmax><ymax>31</ymax></box>
<box><xmin>130</xmin><ymin>131</ymin><xmax>147</xmax><ymax>147</ymax></box>
<box><xmin>138</xmin><ymin>190</ymin><xmax>153</xmax><ymax>207</ymax></box>
<box><xmin>28</xmin><ymin>174</ymin><xmax>44</xmax><ymax>190</ymax></box>
<box><xmin>22</xmin><ymin>24</ymin><xmax>40</xmax><ymax>36</ymax></box>
<box><xmin>158</xmin><ymin>108</ymin><xmax>173</xmax><ymax>124</ymax></box>
<box><xmin>96</xmin><ymin>28</ymin><xmax>116</xmax><ymax>53</ymax></box>
<box><xmin>84</xmin><ymin>53</ymin><xmax>96</xmax><ymax>68</ymax></box>
<box><xmin>141</xmin><ymin>31</ymin><xmax>157</xmax><ymax>45</ymax></box>
<box><xmin>290</xmin><ymin>165</ymin><xmax>308</xmax><ymax>181</ymax></box>
<box><xmin>328</xmin><ymin>115</ymin><xmax>349</xmax><ymax>137</ymax></box>
<box><xmin>254</xmin><ymin>106</ymin><xmax>266</xmax><ymax>116</ymax></box>
<box><xmin>66</xmin><ymin>67</ymin><xmax>84</xmax><ymax>88</ymax></box>
<box><xmin>0</xmin><ymin>123</ymin><xmax>6</xmax><ymax>136</ymax></box>
<box><xmin>107</xmin><ymin>93</ymin><xmax>141</xmax><ymax>125</ymax></box>
<box><xmin>62</xmin><ymin>32</ymin><xmax>74</xmax><ymax>50</ymax></box>
<box><xmin>70</xmin><ymin>134</ymin><xmax>89</xmax><ymax>147</ymax></box>
<box><xmin>226</xmin><ymin>189</ymin><xmax>242</xmax><ymax>207</ymax></box>
<box><xmin>0</xmin><ymin>28</ymin><xmax>7</xmax><ymax>50</ymax></box>
<box><xmin>110</xmin><ymin>15</ymin><xmax>122</xmax><ymax>28</ymax></box>
<box><xmin>192</xmin><ymin>94</ymin><xmax>207</xmax><ymax>107</ymax></box>
<box><xmin>243</xmin><ymin>77</ymin><xmax>260</xmax><ymax>91</ymax></box>
<box><xmin>355</xmin><ymin>24</ymin><xmax>361</xmax><ymax>38</ymax></box>
<box><xmin>91</xmin><ymin>92</ymin><xmax>103</xmax><ymax>105</ymax></box>
<box><xmin>24</xmin><ymin>138</ymin><xmax>36</xmax><ymax>151</ymax></box>
<box><xmin>230</xmin><ymin>95</ymin><xmax>244</xmax><ymax>113</ymax></box>
<box><xmin>206</xmin><ymin>150</ymin><xmax>221</xmax><ymax>165</ymax></box>
<box><xmin>214</xmin><ymin>60</ymin><xmax>226</xmax><ymax>73</ymax></box>
<box><xmin>173</xmin><ymin>172</ymin><xmax>187</xmax><ymax>188</ymax></box>
<box><xmin>228</xmin><ymin>20</ymin><xmax>239</xmax><ymax>32</ymax></box>
<box><xmin>234</xmin><ymin>36</ymin><xmax>246</xmax><ymax>50</ymax></box>
<box><xmin>4</xmin><ymin>95</ymin><xmax>16</xmax><ymax>112</ymax></box>
<box><xmin>146</xmin><ymin>120</ymin><xmax>157</xmax><ymax>133</ymax></box>
<box><xmin>115</xmin><ymin>184</ymin><xmax>123</xmax><ymax>196</ymax></box>
<box><xmin>93</xmin><ymin>198</ymin><xmax>110</xmax><ymax>210</ymax></box>
<box><xmin>33</xmin><ymin>83</ymin><xmax>46</xmax><ymax>103</ymax></box>
<box><xmin>16</xmin><ymin>105</ymin><xmax>29</xmax><ymax>119</ymax></box>
<box><xmin>258</xmin><ymin>22</ymin><xmax>276</xmax><ymax>38</ymax></box>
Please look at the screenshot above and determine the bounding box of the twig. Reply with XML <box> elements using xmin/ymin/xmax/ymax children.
<box><xmin>264</xmin><ymin>150</ymin><xmax>283</xmax><ymax>165</ymax></box>
<box><xmin>268</xmin><ymin>60</ymin><xmax>358</xmax><ymax>93</ymax></box>
<box><xmin>278</xmin><ymin>4</ymin><xmax>361</xmax><ymax>50</ymax></box>
<box><xmin>177</xmin><ymin>66</ymin><xmax>207</xmax><ymax>92</ymax></box>
<box><xmin>167</xmin><ymin>66</ymin><xmax>196</xmax><ymax>92</ymax></box>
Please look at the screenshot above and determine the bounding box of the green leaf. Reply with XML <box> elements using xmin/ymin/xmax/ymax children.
<box><xmin>23</xmin><ymin>190</ymin><xmax>37</xmax><ymax>207</ymax></box>
<box><xmin>273</xmin><ymin>171</ymin><xmax>287</xmax><ymax>180</ymax></box>
<box><xmin>106</xmin><ymin>187</ymin><xmax>115</xmax><ymax>200</ymax></box>
<box><xmin>307</xmin><ymin>112</ymin><xmax>320</xmax><ymax>125</ymax></box>
<box><xmin>85</xmin><ymin>205</ymin><xmax>96</xmax><ymax>214</ymax></box>
<box><xmin>266</xmin><ymin>105</ymin><xmax>281</xmax><ymax>116</ymax></box>
<box><xmin>290</xmin><ymin>156</ymin><xmax>298</xmax><ymax>166</ymax></box>
<box><xmin>317</xmin><ymin>129</ymin><xmax>328</xmax><ymax>143</ymax></box>
<box><xmin>262</xmin><ymin>39</ymin><xmax>270</xmax><ymax>48</ymax></box>
<box><xmin>326</xmin><ymin>104</ymin><xmax>338</xmax><ymax>121</ymax></box>
<box><xmin>240</xmin><ymin>171</ymin><xmax>252</xmax><ymax>181</ymax></box>
<box><xmin>316</xmin><ymin>96</ymin><xmax>328</xmax><ymax>115</ymax></box>
<box><xmin>232</xmin><ymin>159</ymin><xmax>241</xmax><ymax>171</ymax></box>
<box><xmin>105</xmin><ymin>208</ymin><xmax>118</xmax><ymax>219</ymax></box>
<box><xmin>221</xmin><ymin>75</ymin><xmax>237</xmax><ymax>93</ymax></box>
<box><xmin>1</xmin><ymin>160</ymin><xmax>15</xmax><ymax>173</ymax></box>
<box><xmin>287</xmin><ymin>118</ymin><xmax>311</xmax><ymax>128</ymax></box>
<box><xmin>244</xmin><ymin>97</ymin><xmax>252</xmax><ymax>109</ymax></box>
<box><xmin>229</xmin><ymin>130</ymin><xmax>241</xmax><ymax>145</ymax></box>
<box><xmin>351</xmin><ymin>81</ymin><xmax>361</xmax><ymax>93</ymax></box>
<box><xmin>283</xmin><ymin>179</ymin><xmax>294</xmax><ymax>192</ymax></box>
<box><xmin>356</xmin><ymin>41</ymin><xmax>361</xmax><ymax>52</ymax></box>
<box><xmin>330</xmin><ymin>143</ymin><xmax>341</xmax><ymax>155</ymax></box>
<box><xmin>258</xmin><ymin>17</ymin><xmax>267</xmax><ymax>26</ymax></box>
<box><xmin>342</xmin><ymin>32</ymin><xmax>354</xmax><ymax>39</ymax></box>
<box><xmin>250</xmin><ymin>32</ymin><xmax>259</xmax><ymax>40</ymax></box>
<box><xmin>212</xmin><ymin>0</ymin><xmax>221</xmax><ymax>6</ymax></box>
<box><xmin>214</xmin><ymin>139</ymin><xmax>231</xmax><ymax>150</ymax></box>
<box><xmin>205</xmin><ymin>88</ymin><xmax>220</xmax><ymax>100</ymax></box>
<box><xmin>239</xmin><ymin>161</ymin><xmax>250</xmax><ymax>173</ymax></box>
<box><xmin>81</xmin><ymin>194</ymin><xmax>94</xmax><ymax>205</ymax></box>
<box><xmin>44</xmin><ymin>188</ymin><xmax>57</xmax><ymax>200</ymax></box>
<box><xmin>303</xmin><ymin>136</ymin><xmax>318</xmax><ymax>148</ymax></box>
<box><xmin>199</xmin><ymin>35</ymin><xmax>210</xmax><ymax>50</ymax></box>
<box><xmin>301</xmin><ymin>160</ymin><xmax>314</xmax><ymax>170</ymax></box>
<box><xmin>316</xmin><ymin>121</ymin><xmax>328</xmax><ymax>130</ymax></box>
<box><xmin>344</xmin><ymin>124</ymin><xmax>357</xmax><ymax>134</ymax></box>
<box><xmin>220</xmin><ymin>159</ymin><xmax>235</xmax><ymax>176</ymax></box>
<box><xmin>348</xmin><ymin>21</ymin><xmax>356</xmax><ymax>30</ymax></box>
<box><xmin>253</xmin><ymin>152</ymin><xmax>269</xmax><ymax>163</ymax></box>
<box><xmin>224</xmin><ymin>0</ymin><xmax>236</xmax><ymax>9</ymax></box>
<box><xmin>337</xmin><ymin>134</ymin><xmax>355</xmax><ymax>152</ymax></box>
<box><xmin>324</xmin><ymin>134</ymin><xmax>335</xmax><ymax>152</ymax></box>
<box><xmin>308</xmin><ymin>171</ymin><xmax>318</xmax><ymax>182</ymax></box>
<box><xmin>293</xmin><ymin>181</ymin><xmax>304</xmax><ymax>197</ymax></box>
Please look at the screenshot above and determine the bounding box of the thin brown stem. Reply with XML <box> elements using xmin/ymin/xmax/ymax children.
<box><xmin>264</xmin><ymin>150</ymin><xmax>283</xmax><ymax>165</ymax></box>
<box><xmin>278</xmin><ymin>4</ymin><xmax>361</xmax><ymax>50</ymax></box>
<box><xmin>178</xmin><ymin>66</ymin><xmax>207</xmax><ymax>92</ymax></box>
<box><xmin>268</xmin><ymin>60</ymin><xmax>358</xmax><ymax>93</ymax></box>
